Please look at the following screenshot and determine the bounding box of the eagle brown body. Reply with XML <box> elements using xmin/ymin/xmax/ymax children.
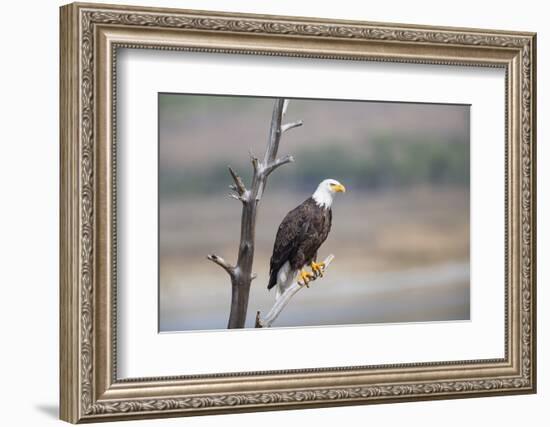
<box><xmin>267</xmin><ymin>179</ymin><xmax>345</xmax><ymax>299</ymax></box>
<box><xmin>268</xmin><ymin>197</ymin><xmax>332</xmax><ymax>291</ymax></box>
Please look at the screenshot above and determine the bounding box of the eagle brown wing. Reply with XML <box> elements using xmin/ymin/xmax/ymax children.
<box><xmin>267</xmin><ymin>199</ymin><xmax>313</xmax><ymax>290</ymax></box>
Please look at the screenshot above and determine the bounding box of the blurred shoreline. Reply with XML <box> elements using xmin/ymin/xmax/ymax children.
<box><xmin>160</xmin><ymin>186</ymin><xmax>469</xmax><ymax>331</ymax></box>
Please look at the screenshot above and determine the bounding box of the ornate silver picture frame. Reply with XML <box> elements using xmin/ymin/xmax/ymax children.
<box><xmin>60</xmin><ymin>2</ymin><xmax>536</xmax><ymax>423</ymax></box>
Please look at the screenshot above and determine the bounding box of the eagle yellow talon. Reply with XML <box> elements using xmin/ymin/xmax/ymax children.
<box><xmin>310</xmin><ymin>261</ymin><xmax>325</xmax><ymax>277</ymax></box>
<box><xmin>298</xmin><ymin>269</ymin><xmax>315</xmax><ymax>287</ymax></box>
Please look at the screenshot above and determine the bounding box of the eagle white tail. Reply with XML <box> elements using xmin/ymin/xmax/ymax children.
<box><xmin>275</xmin><ymin>261</ymin><xmax>296</xmax><ymax>300</ymax></box>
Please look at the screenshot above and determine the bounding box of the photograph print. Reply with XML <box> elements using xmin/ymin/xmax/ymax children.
<box><xmin>159</xmin><ymin>94</ymin><xmax>470</xmax><ymax>331</ymax></box>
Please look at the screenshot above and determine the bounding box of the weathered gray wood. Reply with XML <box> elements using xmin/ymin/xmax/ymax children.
<box><xmin>208</xmin><ymin>98</ymin><xmax>303</xmax><ymax>328</ymax></box>
<box><xmin>255</xmin><ymin>254</ymin><xmax>335</xmax><ymax>328</ymax></box>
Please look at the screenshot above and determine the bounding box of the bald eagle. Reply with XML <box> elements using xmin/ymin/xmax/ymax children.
<box><xmin>268</xmin><ymin>179</ymin><xmax>346</xmax><ymax>299</ymax></box>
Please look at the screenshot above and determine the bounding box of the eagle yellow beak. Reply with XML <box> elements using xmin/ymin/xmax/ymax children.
<box><xmin>333</xmin><ymin>183</ymin><xmax>346</xmax><ymax>193</ymax></box>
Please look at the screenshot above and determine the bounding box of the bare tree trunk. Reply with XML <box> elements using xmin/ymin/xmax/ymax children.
<box><xmin>255</xmin><ymin>254</ymin><xmax>335</xmax><ymax>328</ymax></box>
<box><xmin>208</xmin><ymin>99</ymin><xmax>303</xmax><ymax>328</ymax></box>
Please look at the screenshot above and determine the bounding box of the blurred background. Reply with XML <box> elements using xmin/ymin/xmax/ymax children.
<box><xmin>159</xmin><ymin>94</ymin><xmax>470</xmax><ymax>331</ymax></box>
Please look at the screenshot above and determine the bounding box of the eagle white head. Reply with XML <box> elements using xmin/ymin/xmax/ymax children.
<box><xmin>312</xmin><ymin>179</ymin><xmax>346</xmax><ymax>209</ymax></box>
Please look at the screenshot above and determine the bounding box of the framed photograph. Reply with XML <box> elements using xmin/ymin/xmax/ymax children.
<box><xmin>59</xmin><ymin>2</ymin><xmax>537</xmax><ymax>423</ymax></box>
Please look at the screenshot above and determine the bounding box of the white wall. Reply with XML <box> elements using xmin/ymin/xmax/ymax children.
<box><xmin>0</xmin><ymin>0</ymin><xmax>545</xmax><ymax>426</ymax></box>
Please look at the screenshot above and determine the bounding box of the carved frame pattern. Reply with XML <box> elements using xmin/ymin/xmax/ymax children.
<box><xmin>60</xmin><ymin>2</ymin><xmax>536</xmax><ymax>423</ymax></box>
